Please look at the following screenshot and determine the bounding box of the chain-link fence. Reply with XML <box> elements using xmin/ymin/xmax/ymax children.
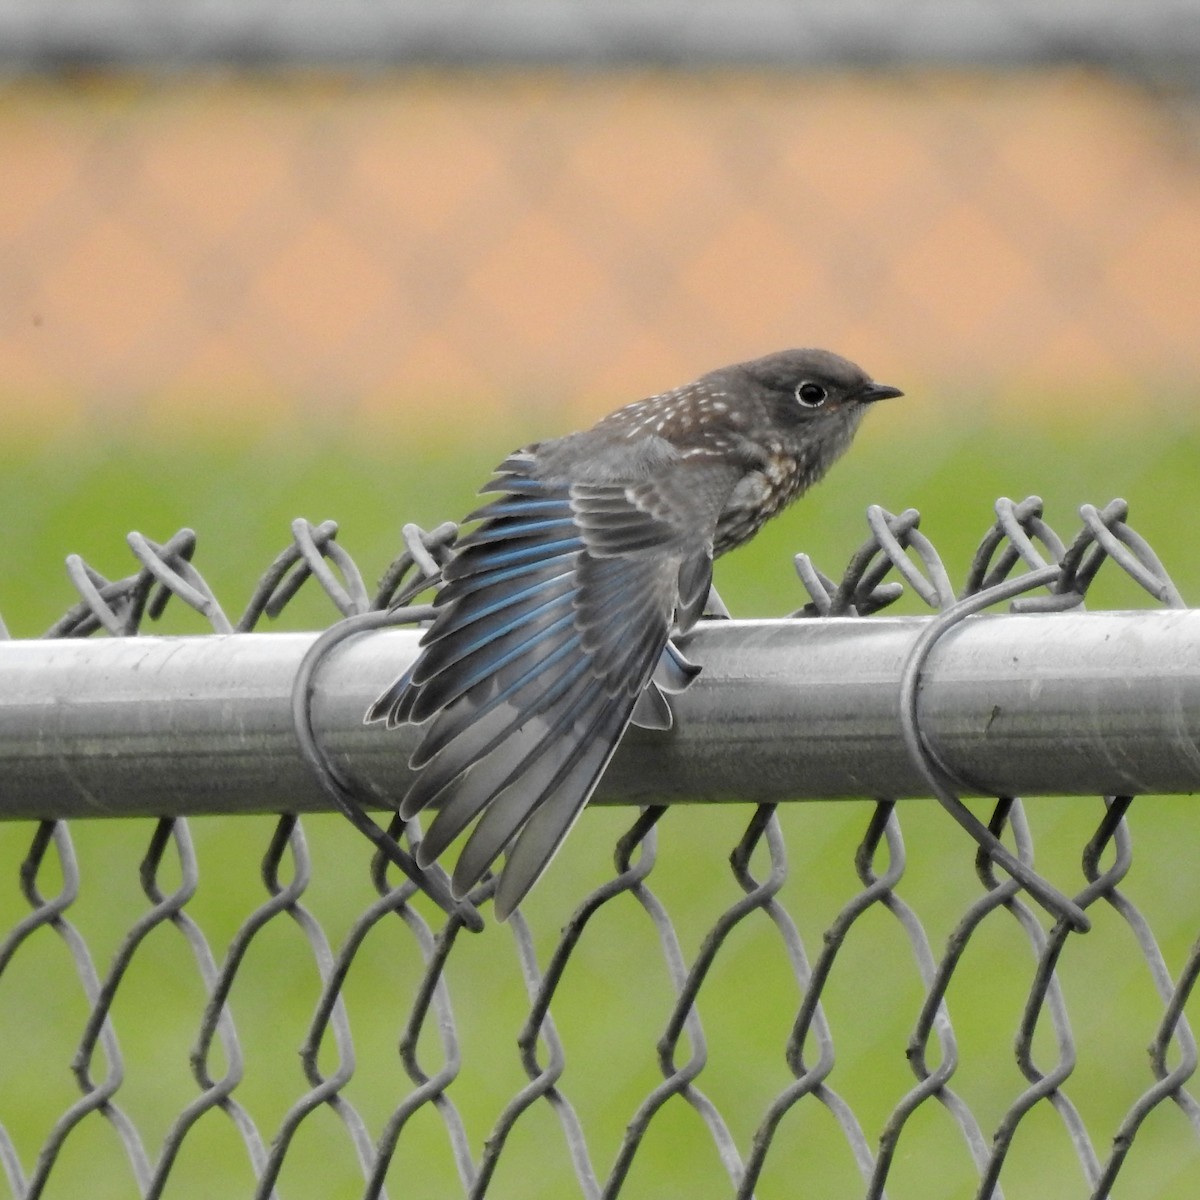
<box><xmin>2</xmin><ymin>496</ymin><xmax>1199</xmax><ymax>1199</ymax></box>
<box><xmin>2</xmin><ymin>6</ymin><xmax>1200</xmax><ymax>1197</ymax></box>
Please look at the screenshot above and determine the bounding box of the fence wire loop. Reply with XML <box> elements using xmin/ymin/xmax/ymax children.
<box><xmin>1078</xmin><ymin>502</ymin><xmax>1187</xmax><ymax>607</ymax></box>
<box><xmin>126</xmin><ymin>531</ymin><xmax>233</xmax><ymax>631</ymax></box>
<box><xmin>898</xmin><ymin>562</ymin><xmax>1092</xmax><ymax>931</ymax></box>
<box><xmin>289</xmin><ymin>607</ymin><xmax>485</xmax><ymax>932</ymax></box>
<box><xmin>864</xmin><ymin>505</ymin><xmax>958</xmax><ymax>610</ymax></box>
<box><xmin>792</xmin><ymin>551</ymin><xmax>904</xmax><ymax>617</ymax></box>
<box><xmin>286</xmin><ymin>518</ymin><xmax>372</xmax><ymax>618</ymax></box>
<box><xmin>374</xmin><ymin>521</ymin><xmax>460</xmax><ymax>610</ymax></box>
<box><xmin>964</xmin><ymin>494</ymin><xmax>1069</xmax><ymax>600</ymax></box>
<box><xmin>49</xmin><ymin>527</ymin><xmax>204</xmax><ymax>638</ymax></box>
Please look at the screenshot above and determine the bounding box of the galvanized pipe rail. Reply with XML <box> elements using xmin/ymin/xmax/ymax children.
<box><xmin>1</xmin><ymin>609</ymin><xmax>1198</xmax><ymax>820</ymax></box>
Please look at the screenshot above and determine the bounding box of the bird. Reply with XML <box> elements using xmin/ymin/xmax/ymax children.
<box><xmin>367</xmin><ymin>349</ymin><xmax>902</xmax><ymax>919</ymax></box>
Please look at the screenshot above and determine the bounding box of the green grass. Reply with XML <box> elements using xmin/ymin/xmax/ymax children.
<box><xmin>2</xmin><ymin>401</ymin><xmax>1199</xmax><ymax>1198</ymax></box>
<box><xmin>2</xmin><ymin>396</ymin><xmax>1194</xmax><ymax>633</ymax></box>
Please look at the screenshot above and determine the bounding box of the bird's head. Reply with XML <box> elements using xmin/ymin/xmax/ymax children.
<box><xmin>728</xmin><ymin>348</ymin><xmax>902</xmax><ymax>449</ymax></box>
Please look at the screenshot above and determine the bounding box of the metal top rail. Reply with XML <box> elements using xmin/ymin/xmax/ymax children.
<box><xmin>2</xmin><ymin>608</ymin><xmax>1199</xmax><ymax>821</ymax></box>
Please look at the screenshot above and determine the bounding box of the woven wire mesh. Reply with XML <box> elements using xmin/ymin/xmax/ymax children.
<box><xmin>2</xmin><ymin>497</ymin><xmax>1199</xmax><ymax>1199</ymax></box>
<box><xmin>1</xmin><ymin>40</ymin><xmax>1199</xmax><ymax>424</ymax></box>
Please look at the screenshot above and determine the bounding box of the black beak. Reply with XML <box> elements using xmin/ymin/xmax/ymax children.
<box><xmin>859</xmin><ymin>382</ymin><xmax>904</xmax><ymax>404</ymax></box>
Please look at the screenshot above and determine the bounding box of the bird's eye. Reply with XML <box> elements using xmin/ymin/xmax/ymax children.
<box><xmin>795</xmin><ymin>382</ymin><xmax>827</xmax><ymax>408</ymax></box>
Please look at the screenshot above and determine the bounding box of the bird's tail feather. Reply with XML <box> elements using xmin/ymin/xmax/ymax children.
<box><xmin>410</xmin><ymin>666</ymin><xmax>599</xmax><ymax>854</ymax></box>
<box><xmin>451</xmin><ymin>694</ymin><xmax>631</xmax><ymax>905</ymax></box>
<box><xmin>364</xmin><ymin>664</ymin><xmax>417</xmax><ymax>728</ymax></box>
<box><xmin>491</xmin><ymin>704</ymin><xmax>632</xmax><ymax>919</ymax></box>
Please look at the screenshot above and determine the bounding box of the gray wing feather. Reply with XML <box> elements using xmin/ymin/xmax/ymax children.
<box><xmin>371</xmin><ymin>451</ymin><xmax>738</xmax><ymax>916</ymax></box>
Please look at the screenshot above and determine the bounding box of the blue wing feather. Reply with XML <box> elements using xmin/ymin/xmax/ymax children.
<box><xmin>370</xmin><ymin>451</ymin><xmax>734</xmax><ymax>915</ymax></box>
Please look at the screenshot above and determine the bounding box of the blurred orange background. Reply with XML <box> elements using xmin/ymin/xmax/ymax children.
<box><xmin>2</xmin><ymin>68</ymin><xmax>1198</xmax><ymax>440</ymax></box>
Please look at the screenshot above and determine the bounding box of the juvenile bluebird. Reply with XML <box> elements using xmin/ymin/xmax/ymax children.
<box><xmin>368</xmin><ymin>349</ymin><xmax>901</xmax><ymax>918</ymax></box>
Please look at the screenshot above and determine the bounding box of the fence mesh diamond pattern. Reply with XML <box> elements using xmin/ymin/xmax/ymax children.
<box><xmin>2</xmin><ymin>65</ymin><xmax>1199</xmax><ymax>426</ymax></box>
<box><xmin>2</xmin><ymin>497</ymin><xmax>1199</xmax><ymax>1199</ymax></box>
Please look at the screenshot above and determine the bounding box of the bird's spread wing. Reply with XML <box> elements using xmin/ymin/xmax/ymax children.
<box><xmin>369</xmin><ymin>449</ymin><xmax>723</xmax><ymax>918</ymax></box>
